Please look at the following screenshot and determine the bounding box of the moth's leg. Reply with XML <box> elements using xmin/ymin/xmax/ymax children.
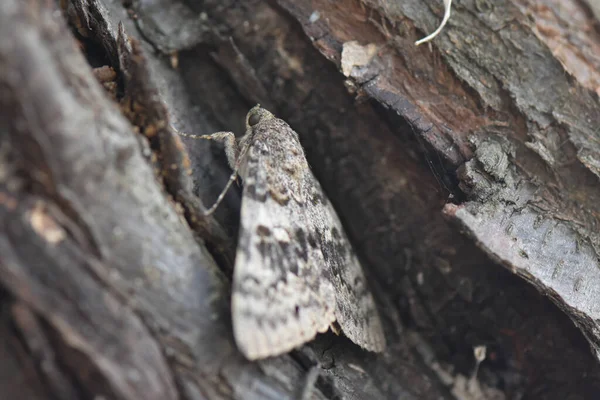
<box><xmin>174</xmin><ymin>129</ymin><xmax>240</xmax><ymax>216</ymax></box>
<box><xmin>200</xmin><ymin>137</ymin><xmax>257</xmax><ymax>216</ymax></box>
<box><xmin>298</xmin><ymin>366</ymin><xmax>321</xmax><ymax>400</ymax></box>
<box><xmin>203</xmin><ymin>169</ymin><xmax>239</xmax><ymax>216</ymax></box>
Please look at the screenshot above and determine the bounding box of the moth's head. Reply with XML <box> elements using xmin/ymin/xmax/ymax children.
<box><xmin>246</xmin><ymin>105</ymin><xmax>275</xmax><ymax>130</ymax></box>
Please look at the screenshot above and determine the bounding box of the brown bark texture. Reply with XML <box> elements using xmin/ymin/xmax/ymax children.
<box><xmin>1</xmin><ymin>0</ymin><xmax>600</xmax><ymax>399</ymax></box>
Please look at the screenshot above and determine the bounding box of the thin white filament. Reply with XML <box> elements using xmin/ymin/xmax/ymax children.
<box><xmin>415</xmin><ymin>0</ymin><xmax>453</xmax><ymax>46</ymax></box>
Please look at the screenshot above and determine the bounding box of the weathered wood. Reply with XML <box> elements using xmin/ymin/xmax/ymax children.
<box><xmin>1</xmin><ymin>0</ymin><xmax>600</xmax><ymax>398</ymax></box>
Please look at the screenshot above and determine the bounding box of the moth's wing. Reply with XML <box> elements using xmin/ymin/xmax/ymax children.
<box><xmin>231</xmin><ymin>130</ymin><xmax>337</xmax><ymax>360</ymax></box>
<box><xmin>304</xmin><ymin>175</ymin><xmax>387</xmax><ymax>352</ymax></box>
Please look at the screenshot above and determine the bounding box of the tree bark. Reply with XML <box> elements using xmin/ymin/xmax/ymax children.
<box><xmin>1</xmin><ymin>0</ymin><xmax>600</xmax><ymax>399</ymax></box>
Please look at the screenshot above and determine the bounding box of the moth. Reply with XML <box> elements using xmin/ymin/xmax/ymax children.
<box><xmin>180</xmin><ymin>106</ymin><xmax>385</xmax><ymax>359</ymax></box>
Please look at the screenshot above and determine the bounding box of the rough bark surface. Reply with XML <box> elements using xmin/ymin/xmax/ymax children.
<box><xmin>1</xmin><ymin>0</ymin><xmax>600</xmax><ymax>399</ymax></box>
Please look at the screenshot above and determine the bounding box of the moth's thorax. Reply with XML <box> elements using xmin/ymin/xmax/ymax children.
<box><xmin>238</xmin><ymin>117</ymin><xmax>309</xmax><ymax>206</ymax></box>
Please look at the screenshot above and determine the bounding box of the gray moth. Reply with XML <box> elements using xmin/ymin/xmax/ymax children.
<box><xmin>182</xmin><ymin>105</ymin><xmax>386</xmax><ymax>359</ymax></box>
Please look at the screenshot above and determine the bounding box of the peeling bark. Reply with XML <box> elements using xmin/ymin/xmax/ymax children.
<box><xmin>1</xmin><ymin>0</ymin><xmax>600</xmax><ymax>399</ymax></box>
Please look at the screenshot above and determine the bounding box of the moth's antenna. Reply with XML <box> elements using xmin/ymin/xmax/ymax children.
<box><xmin>175</xmin><ymin>128</ymin><xmax>245</xmax><ymax>216</ymax></box>
<box><xmin>176</xmin><ymin>132</ymin><xmax>213</xmax><ymax>140</ymax></box>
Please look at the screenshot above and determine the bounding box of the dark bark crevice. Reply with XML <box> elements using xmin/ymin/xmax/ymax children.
<box><xmin>1</xmin><ymin>0</ymin><xmax>600</xmax><ymax>398</ymax></box>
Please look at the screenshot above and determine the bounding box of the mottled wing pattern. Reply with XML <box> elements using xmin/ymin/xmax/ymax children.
<box><xmin>304</xmin><ymin>175</ymin><xmax>386</xmax><ymax>352</ymax></box>
<box><xmin>231</xmin><ymin>116</ymin><xmax>337</xmax><ymax>360</ymax></box>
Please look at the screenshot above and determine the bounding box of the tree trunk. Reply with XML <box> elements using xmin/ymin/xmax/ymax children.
<box><xmin>1</xmin><ymin>0</ymin><xmax>600</xmax><ymax>398</ymax></box>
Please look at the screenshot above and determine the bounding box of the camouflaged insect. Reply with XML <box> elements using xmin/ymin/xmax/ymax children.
<box><xmin>183</xmin><ymin>105</ymin><xmax>386</xmax><ymax>359</ymax></box>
